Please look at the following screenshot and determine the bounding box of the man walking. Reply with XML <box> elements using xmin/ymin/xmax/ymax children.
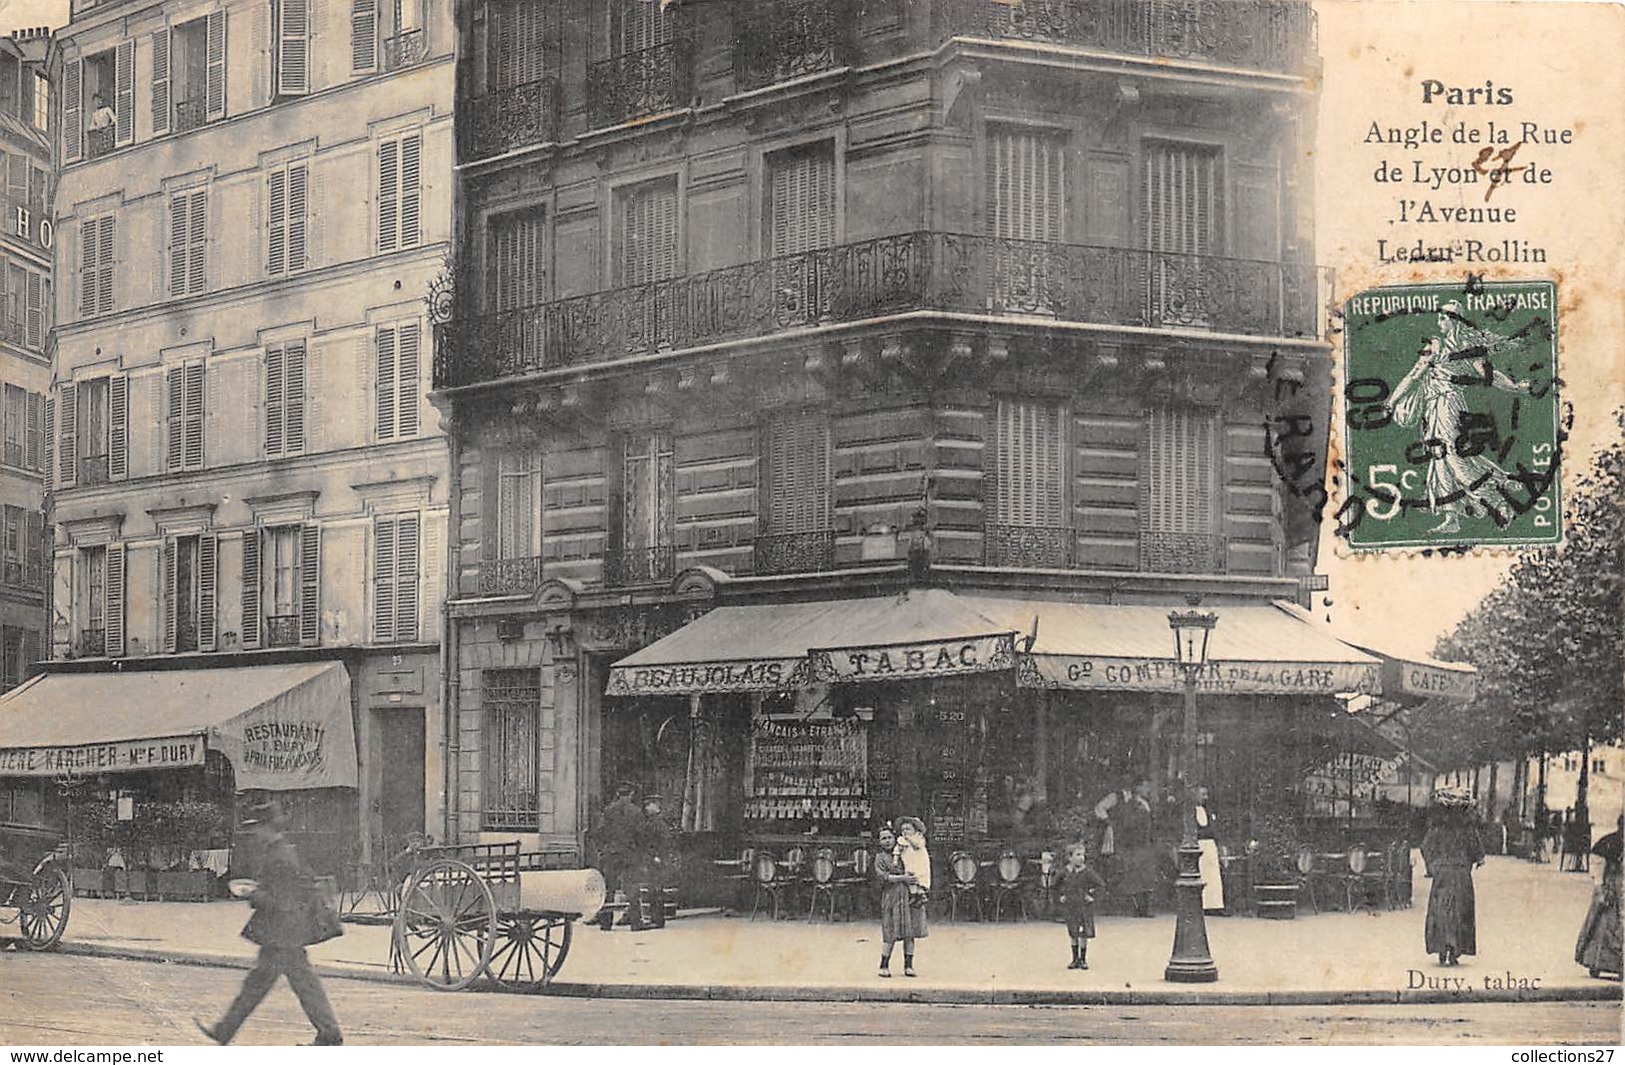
<box><xmin>195</xmin><ymin>799</ymin><xmax>342</xmax><ymax>1046</ymax></box>
<box><xmin>631</xmin><ymin>794</ymin><xmax>673</xmax><ymax>930</ymax></box>
<box><xmin>592</xmin><ymin>781</ymin><xmax>640</xmax><ymax>931</ymax></box>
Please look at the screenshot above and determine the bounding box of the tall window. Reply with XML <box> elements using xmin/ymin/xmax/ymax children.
<box><xmin>487</xmin><ymin>0</ymin><xmax>547</xmax><ymax>91</ymax></box>
<box><xmin>487</xmin><ymin>207</ymin><xmax>547</xmax><ymax>312</ymax></box>
<box><xmin>373</xmin><ymin>514</ymin><xmax>420</xmax><ymax>643</ymax></box>
<box><xmin>79</xmin><ymin>215</ymin><xmax>115</xmax><ymax>317</ymax></box>
<box><xmin>2</xmin><ymin>506</ymin><xmax>25</xmax><ymax>586</ymax></box>
<box><xmin>242</xmin><ymin>522</ymin><xmax>320</xmax><ymax>648</ymax></box>
<box><xmin>377</xmin><ymin>132</ymin><xmax>422</xmax><ymax>253</ymax></box>
<box><xmin>3</xmin><ymin>385</ymin><xmax>24</xmax><ymax>468</ymax></box>
<box><xmin>168</xmin><ymin>188</ymin><xmax>208</xmax><ymax>297</ymax></box>
<box><xmin>987</xmin><ymin>126</ymin><xmax>1065</xmax><ymax>309</ymax></box>
<box><xmin>374</xmin><ymin>322</ymin><xmax>421</xmax><ymax>441</ymax></box>
<box><xmin>766</xmin><ymin>144</ymin><xmax>835</xmax><ymax>257</ymax></box>
<box><xmin>265</xmin><ymin>525</ymin><xmax>302</xmax><ymax>645</ymax></box>
<box><xmin>1143</xmin><ymin>140</ymin><xmax>1223</xmax><ymax>256</ymax></box>
<box><xmin>1141</xmin><ymin>405</ymin><xmax>1218</xmax><ymax>573</ymax></box>
<box><xmin>153</xmin><ymin>14</ymin><xmax>224</xmax><ymax>134</ymax></box>
<box><xmin>77</xmin><ymin>377</ymin><xmax>111</xmax><ymax>484</ymax></box>
<box><xmin>32</xmin><ymin>73</ymin><xmax>47</xmax><ymax>133</ymax></box>
<box><xmin>616</xmin><ymin>433</ymin><xmax>672</xmax><ymax>583</ymax></box>
<box><xmin>273</xmin><ymin>0</ymin><xmax>310</xmax><ymax>97</ymax></box>
<box><xmin>494</xmin><ymin>450</ymin><xmax>540</xmax><ymax>560</ymax></box>
<box><xmin>991</xmin><ymin>399</ymin><xmax>1064</xmax><ymax>527</ymax></box>
<box><xmin>166</xmin><ymin>534</ymin><xmax>202</xmax><ymax>652</ymax></box>
<box><xmin>165</xmin><ymin>362</ymin><xmax>206</xmax><ymax>472</ymax></box>
<box><xmin>482</xmin><ymin>669</ymin><xmax>539</xmax><ymax>830</ymax></box>
<box><xmin>760</xmin><ymin>410</ymin><xmax>830</xmax><ymax>558</ymax></box>
<box><xmin>265</xmin><ymin>340</ymin><xmax>307</xmax><ymax>457</ymax></box>
<box><xmin>0</xmin><ymin>625</ymin><xmax>38</xmax><ymax>693</ymax></box>
<box><xmin>80</xmin><ymin>545</ymin><xmax>106</xmax><ymax>652</ymax></box>
<box><xmin>267</xmin><ymin>162</ymin><xmax>310</xmax><ymax>276</ymax></box>
<box><xmin>65</xmin><ymin>43</ymin><xmax>132</xmax><ymax>161</ymax></box>
<box><xmin>615</xmin><ymin>178</ymin><xmax>678</xmax><ymax>286</ymax></box>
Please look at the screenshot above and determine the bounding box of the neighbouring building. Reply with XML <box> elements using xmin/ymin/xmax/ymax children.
<box><xmin>0</xmin><ymin>0</ymin><xmax>454</xmax><ymax>880</ymax></box>
<box><xmin>429</xmin><ymin>0</ymin><xmax>1470</xmax><ymax>901</ymax></box>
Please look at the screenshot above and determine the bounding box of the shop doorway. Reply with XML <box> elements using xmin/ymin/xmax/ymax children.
<box><xmin>370</xmin><ymin>706</ymin><xmax>425</xmax><ymax>859</ymax></box>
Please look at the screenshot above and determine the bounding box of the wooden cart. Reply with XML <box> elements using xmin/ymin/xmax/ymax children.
<box><xmin>0</xmin><ymin>822</ymin><xmax>72</xmax><ymax>951</ymax></box>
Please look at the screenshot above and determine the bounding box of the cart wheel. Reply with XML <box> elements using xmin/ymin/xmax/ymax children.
<box><xmin>487</xmin><ymin>914</ymin><xmax>573</xmax><ymax>990</ymax></box>
<box><xmin>392</xmin><ymin>859</ymin><xmax>496</xmax><ymax>991</ymax></box>
<box><xmin>20</xmin><ymin>865</ymin><xmax>71</xmax><ymax>951</ymax></box>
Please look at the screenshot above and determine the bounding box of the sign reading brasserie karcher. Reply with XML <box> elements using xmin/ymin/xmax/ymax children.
<box><xmin>810</xmin><ymin>634</ymin><xmax>1015</xmax><ymax>683</ymax></box>
<box><xmin>0</xmin><ymin>735</ymin><xmax>206</xmax><ymax>776</ymax></box>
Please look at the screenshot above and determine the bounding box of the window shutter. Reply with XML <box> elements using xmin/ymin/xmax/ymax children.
<box><xmin>56</xmin><ymin>383</ymin><xmax>75</xmax><ymax>489</ymax></box>
<box><xmin>395</xmin><ymin>515</ymin><xmax>419</xmax><ymax>642</ymax></box>
<box><xmin>396</xmin><ymin>323</ymin><xmax>419</xmax><ymax>437</ymax></box>
<box><xmin>108</xmin><ymin>373</ymin><xmax>128</xmax><ymax>480</ymax></box>
<box><xmin>374</xmin><ymin>517</ymin><xmax>396</xmax><ymax>642</ymax></box>
<box><xmin>993</xmin><ymin>399</ymin><xmax>1063</xmax><ymax>526</ymax></box>
<box><xmin>765</xmin><ymin>414</ymin><xmax>829</xmax><ymax>534</ymax></box>
<box><xmin>62</xmin><ymin>59</ymin><xmax>81</xmax><ymax>164</ymax></box>
<box><xmin>198</xmin><ymin>533</ymin><xmax>217</xmax><ymax>652</ymax></box>
<box><xmin>1143</xmin><ymin>141</ymin><xmax>1221</xmax><ymax>256</ymax></box>
<box><xmin>26</xmin><ymin>393</ymin><xmax>41</xmax><ymax>472</ymax></box>
<box><xmin>268</xmin><ymin>169</ymin><xmax>287</xmax><ymax>275</ymax></box>
<box><xmin>95</xmin><ymin>217</ymin><xmax>114</xmax><ymax>315</ymax></box>
<box><xmin>768</xmin><ymin>148</ymin><xmax>835</xmax><ymax>257</ymax></box>
<box><xmin>265</xmin><ymin>345</ymin><xmax>285</xmax><ymax>455</ymax></box>
<box><xmin>24</xmin><ymin>272</ymin><xmax>41</xmax><ymax>349</ymax></box>
<box><xmin>277</xmin><ymin>0</ymin><xmax>310</xmax><ymax>96</ymax></box>
<box><xmin>352</xmin><ymin>0</ymin><xmax>379</xmax><ymax>73</ymax></box>
<box><xmin>161</xmin><ymin>538</ymin><xmax>177</xmax><ymax>652</ymax></box>
<box><xmin>168</xmin><ymin>194</ymin><xmax>189</xmax><ymax>295</ymax></box>
<box><xmin>187</xmin><ymin>190</ymin><xmax>207</xmax><ymax>294</ymax></box>
<box><xmin>377</xmin><ymin>139</ymin><xmax>399</xmax><ymax>252</ymax></box>
<box><xmin>490</xmin><ymin>208</ymin><xmax>546</xmax><ymax>312</ymax></box>
<box><xmin>114</xmin><ymin>40</ymin><xmax>134</xmax><ymax>147</ymax></box>
<box><xmin>206</xmin><ymin>10</ymin><xmax>228</xmax><ymax>119</ymax></box>
<box><xmin>619</xmin><ymin>180</ymin><xmax>678</xmax><ymax>286</ymax></box>
<box><xmin>184</xmin><ymin>363</ymin><xmax>205</xmax><ymax>469</ymax></box>
<box><xmin>151</xmin><ymin>29</ymin><xmax>172</xmax><ymax>135</ymax></box>
<box><xmin>165</xmin><ymin>366</ymin><xmax>184</xmax><ymax>470</ymax></box>
<box><xmin>241</xmin><ymin>529</ymin><xmax>261</xmax><ymax>648</ymax></box>
<box><xmin>79</xmin><ymin>220</ymin><xmax>99</xmax><ymax>317</ymax></box>
<box><xmin>1142</xmin><ymin>405</ymin><xmax>1215</xmax><ymax>537</ymax></box>
<box><xmin>41</xmin><ymin>395</ymin><xmax>52</xmax><ymax>491</ymax></box>
<box><xmin>987</xmin><ymin>127</ymin><xmax>1064</xmax><ymax>242</ymax></box>
<box><xmin>299</xmin><ymin>521</ymin><xmax>321</xmax><ymax>645</ymax></box>
<box><xmin>489</xmin><ymin>0</ymin><xmax>546</xmax><ymax>91</ymax></box>
<box><xmin>399</xmin><ymin>134</ymin><xmax>421</xmax><ymax>249</ymax></box>
<box><xmin>105</xmin><ymin>543</ymin><xmax>125</xmax><ymax>657</ymax></box>
<box><xmin>375</xmin><ymin>325</ymin><xmax>396</xmax><ymax>439</ymax></box>
<box><xmin>24</xmin><ymin>512</ymin><xmax>42</xmax><ymax>589</ymax></box>
<box><xmin>287</xmin><ymin>164</ymin><xmax>308</xmax><ymax>272</ymax></box>
<box><xmin>285</xmin><ymin>342</ymin><xmax>306</xmax><ymax>452</ymax></box>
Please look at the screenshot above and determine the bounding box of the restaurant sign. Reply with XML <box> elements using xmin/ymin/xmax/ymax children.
<box><xmin>811</xmin><ymin>634</ymin><xmax>1015</xmax><ymax>683</ymax></box>
<box><xmin>0</xmin><ymin>734</ymin><xmax>205</xmax><ymax>776</ymax></box>
<box><xmin>1026</xmin><ymin>656</ymin><xmax>1380</xmax><ymax>696</ymax></box>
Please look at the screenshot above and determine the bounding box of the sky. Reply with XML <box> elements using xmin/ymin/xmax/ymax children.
<box><xmin>0</xmin><ymin>0</ymin><xmax>65</xmax><ymax>31</ymax></box>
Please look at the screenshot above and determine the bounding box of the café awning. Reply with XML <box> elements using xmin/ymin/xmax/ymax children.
<box><xmin>1346</xmin><ymin>642</ymin><xmax>1478</xmax><ymax>703</ymax></box>
<box><xmin>0</xmin><ymin>662</ymin><xmax>357</xmax><ymax>790</ymax></box>
<box><xmin>966</xmin><ymin>597</ymin><xmax>1383</xmax><ymax>696</ymax></box>
<box><xmin>606</xmin><ymin>588</ymin><xmax>1017</xmax><ymax>696</ymax></box>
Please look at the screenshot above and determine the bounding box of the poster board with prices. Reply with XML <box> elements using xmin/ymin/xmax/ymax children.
<box><xmin>743</xmin><ymin>716</ymin><xmax>871</xmax><ymax>827</ymax></box>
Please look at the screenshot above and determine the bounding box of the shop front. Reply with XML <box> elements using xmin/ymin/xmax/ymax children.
<box><xmin>0</xmin><ymin>662</ymin><xmax>359</xmax><ymax>896</ymax></box>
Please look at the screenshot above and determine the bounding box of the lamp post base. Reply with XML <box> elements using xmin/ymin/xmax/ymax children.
<box><xmin>1164</xmin><ymin>841</ymin><xmax>1219</xmax><ymax>983</ymax></box>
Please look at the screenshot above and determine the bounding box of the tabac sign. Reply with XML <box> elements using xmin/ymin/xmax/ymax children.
<box><xmin>0</xmin><ymin>735</ymin><xmax>205</xmax><ymax>776</ymax></box>
<box><xmin>811</xmin><ymin>634</ymin><xmax>1015</xmax><ymax>683</ymax></box>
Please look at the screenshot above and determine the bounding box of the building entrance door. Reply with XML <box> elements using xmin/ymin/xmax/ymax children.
<box><xmin>371</xmin><ymin>706</ymin><xmax>425</xmax><ymax>858</ymax></box>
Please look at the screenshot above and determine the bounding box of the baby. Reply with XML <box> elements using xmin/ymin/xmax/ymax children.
<box><xmin>894</xmin><ymin>817</ymin><xmax>931</xmax><ymax>902</ymax></box>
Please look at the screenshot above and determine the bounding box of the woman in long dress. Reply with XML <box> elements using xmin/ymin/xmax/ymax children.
<box><xmin>1095</xmin><ymin>778</ymin><xmax>1158</xmax><ymax>917</ymax></box>
<box><xmin>1420</xmin><ymin>795</ymin><xmax>1485</xmax><ymax>966</ymax></box>
<box><xmin>872</xmin><ymin>822</ymin><xmax>926</xmax><ymax>978</ymax></box>
<box><xmin>1575</xmin><ymin>819</ymin><xmax>1623</xmax><ymax>979</ymax></box>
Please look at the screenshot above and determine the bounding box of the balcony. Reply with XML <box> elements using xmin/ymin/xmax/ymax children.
<box><xmin>384</xmin><ymin>28</ymin><xmax>428</xmax><ymax>72</ymax></box>
<box><xmin>1137</xmin><ymin>533</ymin><xmax>1228</xmax><ymax>575</ymax></box>
<box><xmin>478</xmin><ymin>556</ymin><xmax>544</xmax><ymax>597</ymax></box>
<box><xmin>85</xmin><ymin>125</ymin><xmax>116</xmax><ymax>160</ymax></box>
<box><xmin>733</xmin><ymin>0</ymin><xmax>850</xmax><ymax>92</ymax></box>
<box><xmin>79</xmin><ymin>628</ymin><xmax>105</xmax><ymax>657</ymax></box>
<box><xmin>940</xmin><ymin>0</ymin><xmax>1317</xmax><ymax>76</ymax></box>
<box><xmin>264</xmin><ymin>614</ymin><xmax>300</xmax><ymax>648</ymax></box>
<box><xmin>754</xmin><ymin>531</ymin><xmax>835</xmax><ymax>575</ymax></box>
<box><xmin>983</xmin><ymin>523</ymin><xmax>1074</xmax><ymax>568</ymax></box>
<box><xmin>435</xmin><ymin>232</ymin><xmax>1324</xmax><ymax>388</ymax></box>
<box><xmin>586</xmin><ymin>40</ymin><xmax>691</xmax><ymax>128</ymax></box>
<box><xmin>78</xmin><ymin>454</ymin><xmax>109</xmax><ymax>486</ymax></box>
<box><xmin>174</xmin><ymin>98</ymin><xmax>206</xmax><ymax>133</ymax></box>
<box><xmin>603</xmin><ymin>545</ymin><xmax>676</xmax><ymax>587</ymax></box>
<box><xmin>459</xmin><ymin>76</ymin><xmax>560</xmax><ymax>162</ymax></box>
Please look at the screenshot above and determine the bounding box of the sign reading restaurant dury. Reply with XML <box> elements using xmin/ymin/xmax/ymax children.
<box><xmin>0</xmin><ymin>735</ymin><xmax>206</xmax><ymax>776</ymax></box>
<box><xmin>810</xmin><ymin>634</ymin><xmax>1016</xmax><ymax>683</ymax></box>
<box><xmin>1029</xmin><ymin>656</ymin><xmax>1381</xmax><ymax>695</ymax></box>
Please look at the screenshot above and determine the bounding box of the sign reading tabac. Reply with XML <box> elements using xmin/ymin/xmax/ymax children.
<box><xmin>810</xmin><ymin>634</ymin><xmax>1014</xmax><ymax>683</ymax></box>
<box><xmin>1340</xmin><ymin>281</ymin><xmax>1560</xmax><ymax>550</ymax></box>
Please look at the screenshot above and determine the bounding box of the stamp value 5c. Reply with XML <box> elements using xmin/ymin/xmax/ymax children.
<box><xmin>1339</xmin><ymin>280</ymin><xmax>1561</xmax><ymax>550</ymax></box>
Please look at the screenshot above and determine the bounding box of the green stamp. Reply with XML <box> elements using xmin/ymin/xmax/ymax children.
<box><xmin>1339</xmin><ymin>280</ymin><xmax>1560</xmax><ymax>550</ymax></box>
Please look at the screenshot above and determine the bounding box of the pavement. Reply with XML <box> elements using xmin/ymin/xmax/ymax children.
<box><xmin>36</xmin><ymin>854</ymin><xmax>1625</xmax><ymax>1007</ymax></box>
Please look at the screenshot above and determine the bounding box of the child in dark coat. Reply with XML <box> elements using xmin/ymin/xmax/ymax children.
<box><xmin>1056</xmin><ymin>840</ymin><xmax>1107</xmax><ymax>970</ymax></box>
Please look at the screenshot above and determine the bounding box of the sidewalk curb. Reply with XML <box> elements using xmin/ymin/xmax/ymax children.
<box><xmin>55</xmin><ymin>941</ymin><xmax>1625</xmax><ymax>1007</ymax></box>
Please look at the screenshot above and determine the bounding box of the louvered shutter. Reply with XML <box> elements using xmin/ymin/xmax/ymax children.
<box><xmin>375</xmin><ymin>325</ymin><xmax>396</xmax><ymax>439</ymax></box>
<box><xmin>114</xmin><ymin>40</ymin><xmax>134</xmax><ymax>146</ymax></box>
<box><xmin>1143</xmin><ymin>141</ymin><xmax>1221</xmax><ymax>256</ymax></box>
<box><xmin>399</xmin><ymin>134</ymin><xmax>421</xmax><ymax>249</ymax></box>
<box><xmin>993</xmin><ymin>399</ymin><xmax>1063</xmax><ymax>526</ymax></box>
<box><xmin>489</xmin><ymin>208</ymin><xmax>546</xmax><ymax>312</ymax></box>
<box><xmin>241</xmin><ymin>528</ymin><xmax>261</xmax><ymax>648</ymax></box>
<box><xmin>184</xmin><ymin>363</ymin><xmax>205</xmax><ymax>469</ymax></box>
<box><xmin>24</xmin><ymin>272</ymin><xmax>41</xmax><ymax>349</ymax></box>
<box><xmin>277</xmin><ymin>0</ymin><xmax>310</xmax><ymax>96</ymax></box>
<box><xmin>25</xmin><ymin>393</ymin><xmax>41</xmax><ymax>472</ymax></box>
<box><xmin>619</xmin><ymin>181</ymin><xmax>678</xmax><ymax>286</ymax></box>
<box><xmin>202</xmin><ymin>10</ymin><xmax>228</xmax><ymax>119</ymax></box>
<box><xmin>41</xmin><ymin>395</ymin><xmax>51</xmax><ymax>491</ymax></box>
<box><xmin>285</xmin><ymin>342</ymin><xmax>306</xmax><ymax>452</ymax></box>
<box><xmin>299</xmin><ymin>522</ymin><xmax>321</xmax><ymax>645</ymax></box>
<box><xmin>1141</xmin><ymin>405</ymin><xmax>1216</xmax><ymax>569</ymax></box>
<box><xmin>395</xmin><ymin>515</ymin><xmax>419</xmax><ymax>642</ymax></box>
<box><xmin>62</xmin><ymin>59</ymin><xmax>82</xmax><ymax>163</ymax></box>
<box><xmin>161</xmin><ymin>538</ymin><xmax>177</xmax><ymax>652</ymax></box>
<box><xmin>265</xmin><ymin>346</ymin><xmax>285</xmax><ymax>455</ymax></box>
<box><xmin>187</xmin><ymin>191</ymin><xmax>207</xmax><ymax>294</ymax></box>
<box><xmin>108</xmin><ymin>374</ymin><xmax>128</xmax><ymax>479</ymax></box>
<box><xmin>287</xmin><ymin>164</ymin><xmax>308</xmax><ymax>271</ymax></box>
<box><xmin>768</xmin><ymin>148</ymin><xmax>835</xmax><ymax>257</ymax></box>
<box><xmin>352</xmin><ymin>0</ymin><xmax>379</xmax><ymax>73</ymax></box>
<box><xmin>490</xmin><ymin>0</ymin><xmax>546</xmax><ymax>91</ymax></box>
<box><xmin>165</xmin><ymin>366</ymin><xmax>184</xmax><ymax>470</ymax></box>
<box><xmin>268</xmin><ymin>169</ymin><xmax>287</xmax><ymax>275</ymax></box>
<box><xmin>24</xmin><ymin>512</ymin><xmax>42</xmax><ymax>590</ymax></box>
<box><xmin>105</xmin><ymin>543</ymin><xmax>125</xmax><ymax>657</ymax></box>
<box><xmin>395</xmin><ymin>324</ymin><xmax>419</xmax><ymax>437</ymax></box>
<box><xmin>378</xmin><ymin>139</ymin><xmax>398</xmax><ymax>252</ymax></box>
<box><xmin>765</xmin><ymin>414</ymin><xmax>829</xmax><ymax>534</ymax></box>
<box><xmin>198</xmin><ymin>533</ymin><xmax>217</xmax><ymax>652</ymax></box>
<box><xmin>95</xmin><ymin>217</ymin><xmax>114</xmax><ymax>315</ymax></box>
<box><xmin>56</xmin><ymin>383</ymin><xmax>75</xmax><ymax>488</ymax></box>
<box><xmin>169</xmin><ymin>193</ymin><xmax>189</xmax><ymax>295</ymax></box>
<box><xmin>373</xmin><ymin>517</ymin><xmax>396</xmax><ymax>642</ymax></box>
<box><xmin>151</xmin><ymin>29</ymin><xmax>172</xmax><ymax>135</ymax></box>
<box><xmin>79</xmin><ymin>220</ymin><xmax>98</xmax><ymax>317</ymax></box>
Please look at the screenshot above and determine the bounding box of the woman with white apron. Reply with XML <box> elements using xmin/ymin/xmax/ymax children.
<box><xmin>1195</xmin><ymin>788</ymin><xmax>1225</xmax><ymax>914</ymax></box>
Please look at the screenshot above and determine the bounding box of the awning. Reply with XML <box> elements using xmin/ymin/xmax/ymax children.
<box><xmin>606</xmin><ymin>588</ymin><xmax>1017</xmax><ymax>696</ymax></box>
<box><xmin>0</xmin><ymin>662</ymin><xmax>357</xmax><ymax>790</ymax></box>
<box><xmin>967</xmin><ymin>597</ymin><xmax>1382</xmax><ymax>696</ymax></box>
<box><xmin>1347</xmin><ymin>641</ymin><xmax>1478</xmax><ymax>703</ymax></box>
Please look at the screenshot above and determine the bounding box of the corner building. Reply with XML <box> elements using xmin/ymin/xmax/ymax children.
<box><xmin>26</xmin><ymin>0</ymin><xmax>454</xmax><ymax>873</ymax></box>
<box><xmin>436</xmin><ymin>0</ymin><xmax>1384</xmax><ymax>895</ymax></box>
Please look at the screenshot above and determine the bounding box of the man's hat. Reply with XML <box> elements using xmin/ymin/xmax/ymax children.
<box><xmin>642</xmin><ymin>794</ymin><xmax>664</xmax><ymax>805</ymax></box>
<box><xmin>239</xmin><ymin>798</ymin><xmax>286</xmax><ymax>827</ymax></box>
<box><xmin>615</xmin><ymin>780</ymin><xmax>637</xmax><ymax>796</ymax></box>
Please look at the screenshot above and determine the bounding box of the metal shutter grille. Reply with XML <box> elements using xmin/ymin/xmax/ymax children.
<box><xmin>1142</xmin><ymin>405</ymin><xmax>1215</xmax><ymax>537</ymax></box>
<box><xmin>618</xmin><ymin>0</ymin><xmax>670</xmax><ymax>55</ymax></box>
<box><xmin>489</xmin><ymin>208</ymin><xmax>546</xmax><ymax>312</ymax></box>
<box><xmin>490</xmin><ymin>0</ymin><xmax>546</xmax><ymax>90</ymax></box>
<box><xmin>498</xmin><ymin>451</ymin><xmax>535</xmax><ymax>559</ymax></box>
<box><xmin>482</xmin><ymin>669</ymin><xmax>539</xmax><ymax>830</ymax></box>
<box><xmin>1143</xmin><ymin>141</ymin><xmax>1221</xmax><ymax>255</ymax></box>
<box><xmin>619</xmin><ymin>180</ymin><xmax>678</xmax><ymax>286</ymax></box>
<box><xmin>987</xmin><ymin>127</ymin><xmax>1064</xmax><ymax>242</ymax></box>
<box><xmin>993</xmin><ymin>399</ymin><xmax>1063</xmax><ymax>527</ymax></box>
<box><xmin>768</xmin><ymin>147</ymin><xmax>834</xmax><ymax>258</ymax></box>
<box><xmin>765</xmin><ymin>413</ymin><xmax>829</xmax><ymax>534</ymax></box>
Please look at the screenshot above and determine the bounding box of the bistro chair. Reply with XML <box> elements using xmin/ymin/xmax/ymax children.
<box><xmin>991</xmin><ymin>851</ymin><xmax>1029</xmax><ymax>921</ymax></box>
<box><xmin>835</xmin><ymin>845</ymin><xmax>873</xmax><ymax>920</ymax></box>
<box><xmin>749</xmin><ymin>852</ymin><xmax>791</xmax><ymax>921</ymax></box>
<box><xmin>1350</xmin><ymin>844</ymin><xmax>1390</xmax><ymax>910</ymax></box>
<box><xmin>712</xmin><ymin>845</ymin><xmax>757</xmax><ymax>912</ymax></box>
<box><xmin>806</xmin><ymin>848</ymin><xmax>841</xmax><ymax>921</ymax></box>
<box><xmin>1293</xmin><ymin>849</ymin><xmax>1322</xmax><ymax>915</ymax></box>
<box><xmin>1326</xmin><ymin>848</ymin><xmax>1365</xmax><ymax>911</ymax></box>
<box><xmin>947</xmin><ymin>850</ymin><xmax>983</xmax><ymax>922</ymax></box>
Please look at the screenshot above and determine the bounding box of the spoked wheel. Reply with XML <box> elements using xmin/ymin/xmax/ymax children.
<box><xmin>392</xmin><ymin>859</ymin><xmax>496</xmax><ymax>990</ymax></box>
<box><xmin>20</xmin><ymin>865</ymin><xmax>71</xmax><ymax>951</ymax></box>
<box><xmin>486</xmin><ymin>913</ymin><xmax>573</xmax><ymax>991</ymax></box>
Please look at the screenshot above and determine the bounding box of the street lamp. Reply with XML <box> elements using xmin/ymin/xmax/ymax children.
<box><xmin>1165</xmin><ymin>607</ymin><xmax>1220</xmax><ymax>983</ymax></box>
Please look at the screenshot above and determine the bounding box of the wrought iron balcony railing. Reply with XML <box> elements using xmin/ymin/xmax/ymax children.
<box><xmin>586</xmin><ymin>40</ymin><xmax>691</xmax><ymax>128</ymax></box>
<box><xmin>940</xmin><ymin>0</ymin><xmax>1318</xmax><ymax>76</ymax></box>
<box><xmin>459</xmin><ymin>76</ymin><xmax>561</xmax><ymax>162</ymax></box>
<box><xmin>983</xmin><ymin>523</ymin><xmax>1074</xmax><ymax>568</ymax></box>
<box><xmin>1136</xmin><ymin>533</ymin><xmax>1229</xmax><ymax>575</ymax></box>
<box><xmin>79</xmin><ymin>627</ymin><xmax>105</xmax><ymax>657</ymax></box>
<box><xmin>384</xmin><ymin>28</ymin><xmax>428</xmax><ymax>72</ymax></box>
<box><xmin>85</xmin><ymin>125</ymin><xmax>117</xmax><ymax>160</ymax></box>
<box><xmin>754</xmin><ymin>531</ymin><xmax>835</xmax><ymax>575</ymax></box>
<box><xmin>478</xmin><ymin>556</ymin><xmax>544</xmax><ymax>596</ymax></box>
<box><xmin>734</xmin><ymin>0</ymin><xmax>850</xmax><ymax>91</ymax></box>
<box><xmin>264</xmin><ymin>614</ymin><xmax>301</xmax><ymax>648</ymax></box>
<box><xmin>603</xmin><ymin>545</ymin><xmax>676</xmax><ymax>587</ymax></box>
<box><xmin>174</xmin><ymin>98</ymin><xmax>206</xmax><ymax>132</ymax></box>
<box><xmin>78</xmin><ymin>454</ymin><xmax>109</xmax><ymax>486</ymax></box>
<box><xmin>435</xmin><ymin>232</ymin><xmax>1324</xmax><ymax>388</ymax></box>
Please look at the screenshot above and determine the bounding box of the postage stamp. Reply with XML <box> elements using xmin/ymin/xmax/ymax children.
<box><xmin>1338</xmin><ymin>280</ymin><xmax>1562</xmax><ymax>551</ymax></box>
